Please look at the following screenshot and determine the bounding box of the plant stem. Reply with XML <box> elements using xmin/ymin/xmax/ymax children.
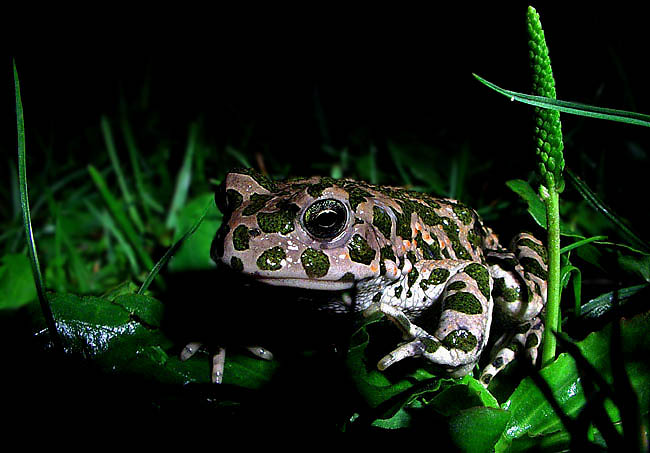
<box><xmin>542</xmin><ymin>185</ymin><xmax>561</xmax><ymax>366</ymax></box>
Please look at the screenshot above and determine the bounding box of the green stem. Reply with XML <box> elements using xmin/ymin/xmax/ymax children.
<box><xmin>542</xmin><ymin>186</ymin><xmax>561</xmax><ymax>366</ymax></box>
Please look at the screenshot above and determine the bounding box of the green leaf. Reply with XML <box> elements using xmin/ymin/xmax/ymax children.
<box><xmin>506</xmin><ymin>179</ymin><xmax>581</xmax><ymax>237</ymax></box>
<box><xmin>168</xmin><ymin>193</ymin><xmax>221</xmax><ymax>272</ymax></box>
<box><xmin>0</xmin><ymin>253</ymin><xmax>37</xmax><ymax>309</ymax></box>
<box><xmin>505</xmin><ymin>179</ymin><xmax>547</xmax><ymax>227</ymax></box>
<box><xmin>499</xmin><ymin>313</ymin><xmax>650</xmax><ymax>448</ymax></box>
<box><xmin>44</xmin><ymin>291</ymin><xmax>277</xmax><ymax>388</ymax></box>
<box><xmin>449</xmin><ymin>407</ymin><xmax>512</xmax><ymax>453</ymax></box>
<box><xmin>579</xmin><ymin>284</ymin><xmax>648</xmax><ymax>321</ymax></box>
<box><xmin>473</xmin><ymin>73</ymin><xmax>650</xmax><ymax>128</ymax></box>
<box><xmin>346</xmin><ymin>316</ymin><xmax>439</xmax><ymax>413</ymax></box>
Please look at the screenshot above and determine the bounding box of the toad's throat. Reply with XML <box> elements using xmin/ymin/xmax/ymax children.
<box><xmin>255</xmin><ymin>276</ymin><xmax>354</xmax><ymax>291</ymax></box>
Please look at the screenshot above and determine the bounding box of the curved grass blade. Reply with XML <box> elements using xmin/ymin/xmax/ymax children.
<box><xmin>101</xmin><ymin>116</ymin><xmax>145</xmax><ymax>233</ymax></box>
<box><xmin>88</xmin><ymin>164</ymin><xmax>154</xmax><ymax>271</ymax></box>
<box><xmin>138</xmin><ymin>199</ymin><xmax>212</xmax><ymax>294</ymax></box>
<box><xmin>166</xmin><ymin>122</ymin><xmax>198</xmax><ymax>229</ymax></box>
<box><xmin>566</xmin><ymin>169</ymin><xmax>650</xmax><ymax>253</ymax></box>
<box><xmin>13</xmin><ymin>60</ymin><xmax>62</xmax><ymax>352</ymax></box>
<box><xmin>473</xmin><ymin>74</ymin><xmax>650</xmax><ymax>128</ymax></box>
<box><xmin>560</xmin><ymin>235</ymin><xmax>608</xmax><ymax>255</ymax></box>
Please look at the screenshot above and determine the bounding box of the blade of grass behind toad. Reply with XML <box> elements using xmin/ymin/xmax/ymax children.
<box><xmin>88</xmin><ymin>164</ymin><xmax>154</xmax><ymax>273</ymax></box>
<box><xmin>101</xmin><ymin>115</ymin><xmax>145</xmax><ymax>233</ymax></box>
<box><xmin>166</xmin><ymin>122</ymin><xmax>198</xmax><ymax>229</ymax></box>
<box><xmin>14</xmin><ymin>59</ymin><xmax>62</xmax><ymax>352</ymax></box>
<box><xmin>119</xmin><ymin>107</ymin><xmax>153</xmax><ymax>223</ymax></box>
<box><xmin>85</xmin><ymin>200</ymin><xmax>140</xmax><ymax>275</ymax></box>
<box><xmin>139</xmin><ymin>199</ymin><xmax>211</xmax><ymax>294</ymax></box>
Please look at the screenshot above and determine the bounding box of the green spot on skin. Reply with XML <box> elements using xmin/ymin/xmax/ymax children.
<box><xmin>339</xmin><ymin>272</ymin><xmax>355</xmax><ymax>283</ymax></box>
<box><xmin>427</xmin><ymin>268</ymin><xmax>450</xmax><ymax>285</ymax></box>
<box><xmin>225</xmin><ymin>189</ymin><xmax>243</xmax><ymax>211</ymax></box>
<box><xmin>519</xmin><ymin>238</ymin><xmax>548</xmax><ymax>264</ymax></box>
<box><xmin>243</xmin><ymin>193</ymin><xmax>274</xmax><ymax>216</ymax></box>
<box><xmin>467</xmin><ymin>229</ymin><xmax>482</xmax><ymax>250</ymax></box>
<box><xmin>407</xmin><ymin>265</ymin><xmax>419</xmax><ymax>288</ymax></box>
<box><xmin>301</xmin><ymin>248</ymin><xmax>330</xmax><ymax>278</ymax></box>
<box><xmin>493</xmin><ymin>278</ymin><xmax>520</xmax><ymax>303</ymax></box>
<box><xmin>307</xmin><ymin>180</ymin><xmax>334</xmax><ymax>198</ymax></box>
<box><xmin>379</xmin><ymin>245</ymin><xmax>396</xmax><ymax>275</ymax></box>
<box><xmin>525</xmin><ymin>334</ymin><xmax>539</xmax><ymax>349</ymax></box>
<box><xmin>464</xmin><ymin>263</ymin><xmax>491</xmax><ymax>299</ymax></box>
<box><xmin>508</xmin><ymin>340</ymin><xmax>522</xmax><ymax>354</ymax></box>
<box><xmin>232</xmin><ymin>225</ymin><xmax>250</xmax><ymax>251</ymax></box>
<box><xmin>348</xmin><ymin>234</ymin><xmax>376</xmax><ymax>265</ymax></box>
<box><xmin>447</xmin><ymin>281</ymin><xmax>466</xmax><ymax>291</ymax></box>
<box><xmin>442</xmin><ymin>329</ymin><xmax>478</xmax><ymax>352</ymax></box>
<box><xmin>230</xmin><ymin>256</ymin><xmax>243</xmax><ymax>271</ymax></box>
<box><xmin>416</xmin><ymin>231</ymin><xmax>442</xmax><ymax>260</ymax></box>
<box><xmin>520</xmin><ymin>256</ymin><xmax>548</xmax><ymax>280</ymax></box>
<box><xmin>347</xmin><ymin>186</ymin><xmax>371</xmax><ymax>211</ymax></box>
<box><xmin>444</xmin><ymin>291</ymin><xmax>483</xmax><ymax>315</ymax></box>
<box><xmin>257</xmin><ymin>202</ymin><xmax>299</xmax><ymax>235</ymax></box>
<box><xmin>389</xmin><ymin>202</ymin><xmax>413</xmax><ymax>240</ymax></box>
<box><xmin>256</xmin><ymin>246</ymin><xmax>286</xmax><ymax>271</ymax></box>
<box><xmin>421</xmin><ymin>337</ymin><xmax>441</xmax><ymax>354</ymax></box>
<box><xmin>231</xmin><ymin>168</ymin><xmax>279</xmax><ymax>193</ymax></box>
<box><xmin>372</xmin><ymin>206</ymin><xmax>392</xmax><ymax>239</ymax></box>
<box><xmin>452</xmin><ymin>204</ymin><xmax>474</xmax><ymax>225</ymax></box>
<box><xmin>394</xmin><ymin>285</ymin><xmax>403</xmax><ymax>298</ymax></box>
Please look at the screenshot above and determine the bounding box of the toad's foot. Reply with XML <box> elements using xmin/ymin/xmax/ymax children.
<box><xmin>180</xmin><ymin>342</ymin><xmax>273</xmax><ymax>383</ymax></box>
<box><xmin>478</xmin><ymin>316</ymin><xmax>544</xmax><ymax>386</ymax></box>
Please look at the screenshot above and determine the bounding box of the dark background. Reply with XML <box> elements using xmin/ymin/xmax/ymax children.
<box><xmin>5</xmin><ymin>5</ymin><xmax>650</xmax><ymax>185</ymax></box>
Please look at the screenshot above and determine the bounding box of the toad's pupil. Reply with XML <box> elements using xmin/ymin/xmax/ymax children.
<box><xmin>316</xmin><ymin>210</ymin><xmax>339</xmax><ymax>228</ymax></box>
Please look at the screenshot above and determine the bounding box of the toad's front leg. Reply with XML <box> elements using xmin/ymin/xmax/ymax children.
<box><xmin>364</xmin><ymin>260</ymin><xmax>494</xmax><ymax>377</ymax></box>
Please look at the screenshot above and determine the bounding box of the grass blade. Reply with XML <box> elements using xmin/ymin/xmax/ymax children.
<box><xmin>13</xmin><ymin>60</ymin><xmax>62</xmax><ymax>352</ymax></box>
<box><xmin>85</xmin><ymin>200</ymin><xmax>140</xmax><ymax>275</ymax></box>
<box><xmin>473</xmin><ymin>74</ymin><xmax>650</xmax><ymax>127</ymax></box>
<box><xmin>139</xmin><ymin>199</ymin><xmax>211</xmax><ymax>294</ymax></box>
<box><xmin>566</xmin><ymin>169</ymin><xmax>650</xmax><ymax>253</ymax></box>
<box><xmin>166</xmin><ymin>122</ymin><xmax>198</xmax><ymax>229</ymax></box>
<box><xmin>101</xmin><ymin>116</ymin><xmax>145</xmax><ymax>232</ymax></box>
<box><xmin>560</xmin><ymin>235</ymin><xmax>608</xmax><ymax>255</ymax></box>
<box><xmin>119</xmin><ymin>109</ymin><xmax>152</xmax><ymax>222</ymax></box>
<box><xmin>88</xmin><ymin>164</ymin><xmax>154</xmax><ymax>272</ymax></box>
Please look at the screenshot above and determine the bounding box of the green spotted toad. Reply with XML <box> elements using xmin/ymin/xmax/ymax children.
<box><xmin>199</xmin><ymin>168</ymin><xmax>547</xmax><ymax>386</ymax></box>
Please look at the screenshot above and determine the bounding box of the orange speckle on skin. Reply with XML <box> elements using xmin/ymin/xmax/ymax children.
<box><xmin>370</xmin><ymin>263</ymin><xmax>379</xmax><ymax>273</ymax></box>
<box><xmin>422</xmin><ymin>230</ymin><xmax>431</xmax><ymax>241</ymax></box>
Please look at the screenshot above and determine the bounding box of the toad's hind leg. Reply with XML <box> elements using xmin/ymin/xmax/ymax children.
<box><xmin>481</xmin><ymin>232</ymin><xmax>548</xmax><ymax>386</ymax></box>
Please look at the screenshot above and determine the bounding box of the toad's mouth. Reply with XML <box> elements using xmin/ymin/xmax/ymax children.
<box><xmin>256</xmin><ymin>277</ymin><xmax>354</xmax><ymax>291</ymax></box>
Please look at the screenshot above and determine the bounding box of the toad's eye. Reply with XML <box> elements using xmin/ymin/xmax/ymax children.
<box><xmin>302</xmin><ymin>199</ymin><xmax>348</xmax><ymax>240</ymax></box>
